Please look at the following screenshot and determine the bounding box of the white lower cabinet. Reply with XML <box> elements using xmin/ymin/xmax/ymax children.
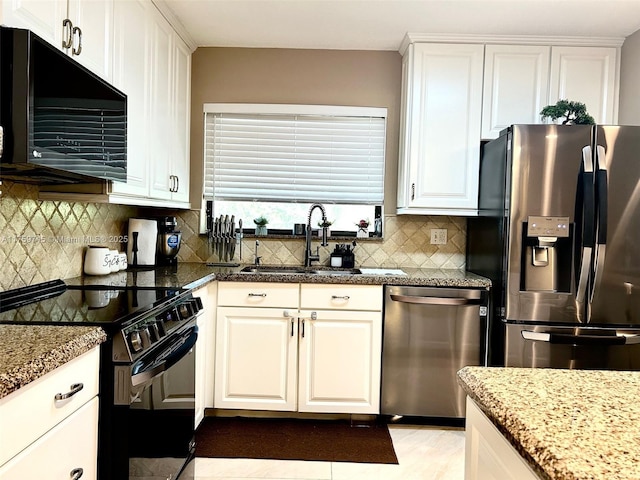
<box><xmin>464</xmin><ymin>397</ymin><xmax>539</xmax><ymax>480</ymax></box>
<box><xmin>214</xmin><ymin>282</ymin><xmax>383</xmax><ymax>414</ymax></box>
<box><xmin>215</xmin><ymin>306</ymin><xmax>298</xmax><ymax>411</ymax></box>
<box><xmin>0</xmin><ymin>347</ymin><xmax>100</xmax><ymax>480</ymax></box>
<box><xmin>0</xmin><ymin>397</ymin><xmax>99</xmax><ymax>480</ymax></box>
<box><xmin>298</xmin><ymin>309</ymin><xmax>381</xmax><ymax>414</ymax></box>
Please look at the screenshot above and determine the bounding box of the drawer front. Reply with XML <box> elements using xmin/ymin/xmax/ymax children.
<box><xmin>0</xmin><ymin>396</ymin><xmax>99</xmax><ymax>479</ymax></box>
<box><xmin>0</xmin><ymin>347</ymin><xmax>100</xmax><ymax>466</ymax></box>
<box><xmin>300</xmin><ymin>284</ymin><xmax>383</xmax><ymax>311</ymax></box>
<box><xmin>218</xmin><ymin>282</ymin><xmax>299</xmax><ymax>308</ymax></box>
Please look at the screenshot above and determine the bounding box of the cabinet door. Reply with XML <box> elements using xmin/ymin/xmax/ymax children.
<box><xmin>214</xmin><ymin>307</ymin><xmax>298</xmax><ymax>411</ymax></box>
<box><xmin>0</xmin><ymin>0</ymin><xmax>66</xmax><ymax>49</ymax></box>
<box><xmin>398</xmin><ymin>43</ymin><xmax>484</xmax><ymax>215</ymax></box>
<box><xmin>464</xmin><ymin>398</ymin><xmax>539</xmax><ymax>480</ymax></box>
<box><xmin>0</xmin><ymin>397</ymin><xmax>99</xmax><ymax>480</ymax></box>
<box><xmin>549</xmin><ymin>46</ymin><xmax>618</xmax><ymax>124</ymax></box>
<box><xmin>482</xmin><ymin>45</ymin><xmax>550</xmax><ymax>139</ymax></box>
<box><xmin>298</xmin><ymin>309</ymin><xmax>382</xmax><ymax>414</ymax></box>
<box><xmin>148</xmin><ymin>9</ymin><xmax>175</xmax><ymax>201</ymax></box>
<box><xmin>171</xmin><ymin>33</ymin><xmax>192</xmax><ymax>204</ymax></box>
<box><xmin>66</xmin><ymin>0</ymin><xmax>113</xmax><ymax>80</ymax></box>
<box><xmin>110</xmin><ymin>0</ymin><xmax>150</xmax><ymax>197</ymax></box>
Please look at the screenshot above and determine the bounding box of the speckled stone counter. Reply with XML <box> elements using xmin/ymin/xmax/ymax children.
<box><xmin>0</xmin><ymin>325</ymin><xmax>107</xmax><ymax>399</ymax></box>
<box><xmin>65</xmin><ymin>262</ymin><xmax>491</xmax><ymax>290</ymax></box>
<box><xmin>458</xmin><ymin>366</ymin><xmax>640</xmax><ymax>480</ymax></box>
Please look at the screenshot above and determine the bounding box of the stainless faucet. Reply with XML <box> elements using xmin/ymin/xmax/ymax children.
<box><xmin>254</xmin><ymin>240</ymin><xmax>261</xmax><ymax>266</ymax></box>
<box><xmin>304</xmin><ymin>203</ymin><xmax>329</xmax><ymax>267</ymax></box>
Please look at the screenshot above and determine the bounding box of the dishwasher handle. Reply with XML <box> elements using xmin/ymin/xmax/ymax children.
<box><xmin>389</xmin><ymin>294</ymin><xmax>480</xmax><ymax>306</ymax></box>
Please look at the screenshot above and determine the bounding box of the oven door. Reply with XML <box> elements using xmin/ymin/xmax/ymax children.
<box><xmin>126</xmin><ymin>320</ymin><xmax>198</xmax><ymax>479</ymax></box>
<box><xmin>505</xmin><ymin>323</ymin><xmax>640</xmax><ymax>370</ymax></box>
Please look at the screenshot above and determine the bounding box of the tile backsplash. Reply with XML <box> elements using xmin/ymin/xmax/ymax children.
<box><xmin>0</xmin><ymin>180</ymin><xmax>466</xmax><ymax>291</ymax></box>
<box><xmin>0</xmin><ymin>181</ymin><xmax>138</xmax><ymax>290</ymax></box>
<box><xmin>174</xmin><ymin>210</ymin><xmax>467</xmax><ymax>269</ymax></box>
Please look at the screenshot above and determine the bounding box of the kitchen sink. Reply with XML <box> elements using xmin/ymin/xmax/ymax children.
<box><xmin>239</xmin><ymin>266</ymin><xmax>361</xmax><ymax>275</ymax></box>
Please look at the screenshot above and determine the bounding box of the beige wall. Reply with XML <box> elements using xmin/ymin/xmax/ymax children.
<box><xmin>188</xmin><ymin>47</ymin><xmax>402</xmax><ymax>213</ymax></box>
<box><xmin>620</xmin><ymin>29</ymin><xmax>640</xmax><ymax>125</ymax></box>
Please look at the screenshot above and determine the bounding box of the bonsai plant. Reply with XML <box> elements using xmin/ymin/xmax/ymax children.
<box><xmin>253</xmin><ymin>216</ymin><xmax>268</xmax><ymax>235</ymax></box>
<box><xmin>540</xmin><ymin>99</ymin><xmax>595</xmax><ymax>125</ymax></box>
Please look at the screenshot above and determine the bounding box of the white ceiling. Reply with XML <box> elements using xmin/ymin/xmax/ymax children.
<box><xmin>159</xmin><ymin>0</ymin><xmax>640</xmax><ymax>51</ymax></box>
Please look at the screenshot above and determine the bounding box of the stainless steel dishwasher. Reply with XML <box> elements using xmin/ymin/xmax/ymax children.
<box><xmin>381</xmin><ymin>285</ymin><xmax>489</xmax><ymax>419</ymax></box>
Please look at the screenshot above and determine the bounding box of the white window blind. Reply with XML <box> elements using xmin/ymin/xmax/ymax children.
<box><xmin>203</xmin><ymin>104</ymin><xmax>386</xmax><ymax>205</ymax></box>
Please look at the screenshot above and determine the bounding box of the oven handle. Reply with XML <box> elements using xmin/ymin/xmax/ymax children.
<box><xmin>131</xmin><ymin>325</ymin><xmax>198</xmax><ymax>387</ymax></box>
<box><xmin>522</xmin><ymin>330</ymin><xmax>640</xmax><ymax>345</ymax></box>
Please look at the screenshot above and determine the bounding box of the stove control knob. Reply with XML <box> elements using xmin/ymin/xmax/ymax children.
<box><xmin>139</xmin><ymin>327</ymin><xmax>151</xmax><ymax>349</ymax></box>
<box><xmin>155</xmin><ymin>319</ymin><xmax>167</xmax><ymax>338</ymax></box>
<box><xmin>129</xmin><ymin>330</ymin><xmax>143</xmax><ymax>353</ymax></box>
<box><xmin>177</xmin><ymin>302</ymin><xmax>193</xmax><ymax>320</ymax></box>
<box><xmin>148</xmin><ymin>322</ymin><xmax>160</xmax><ymax>342</ymax></box>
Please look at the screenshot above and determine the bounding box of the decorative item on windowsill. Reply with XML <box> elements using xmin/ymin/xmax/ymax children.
<box><xmin>253</xmin><ymin>216</ymin><xmax>268</xmax><ymax>236</ymax></box>
<box><xmin>539</xmin><ymin>99</ymin><xmax>595</xmax><ymax>125</ymax></box>
<box><xmin>356</xmin><ymin>219</ymin><xmax>370</xmax><ymax>238</ymax></box>
<box><xmin>317</xmin><ymin>219</ymin><xmax>333</xmax><ymax>237</ymax></box>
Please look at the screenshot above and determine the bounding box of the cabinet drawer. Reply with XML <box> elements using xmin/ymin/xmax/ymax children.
<box><xmin>0</xmin><ymin>347</ymin><xmax>100</xmax><ymax>466</ymax></box>
<box><xmin>218</xmin><ymin>282</ymin><xmax>299</xmax><ymax>308</ymax></box>
<box><xmin>300</xmin><ymin>284</ymin><xmax>383</xmax><ymax>311</ymax></box>
<box><xmin>0</xmin><ymin>396</ymin><xmax>99</xmax><ymax>479</ymax></box>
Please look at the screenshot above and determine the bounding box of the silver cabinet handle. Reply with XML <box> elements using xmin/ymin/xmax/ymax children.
<box><xmin>390</xmin><ymin>294</ymin><xmax>473</xmax><ymax>306</ymax></box>
<box><xmin>72</xmin><ymin>25</ymin><xmax>82</xmax><ymax>55</ymax></box>
<box><xmin>248</xmin><ymin>293</ymin><xmax>267</xmax><ymax>297</ymax></box>
<box><xmin>175</xmin><ymin>175</ymin><xmax>179</xmax><ymax>192</ymax></box>
<box><xmin>55</xmin><ymin>383</ymin><xmax>84</xmax><ymax>401</ymax></box>
<box><xmin>70</xmin><ymin>467</ymin><xmax>84</xmax><ymax>479</ymax></box>
<box><xmin>331</xmin><ymin>295</ymin><xmax>350</xmax><ymax>300</ymax></box>
<box><xmin>301</xmin><ymin>319</ymin><xmax>305</xmax><ymax>338</ymax></box>
<box><xmin>62</xmin><ymin>18</ymin><xmax>73</xmax><ymax>49</ymax></box>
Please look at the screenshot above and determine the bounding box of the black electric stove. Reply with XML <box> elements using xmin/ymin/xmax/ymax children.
<box><xmin>0</xmin><ymin>279</ymin><xmax>203</xmax><ymax>480</ymax></box>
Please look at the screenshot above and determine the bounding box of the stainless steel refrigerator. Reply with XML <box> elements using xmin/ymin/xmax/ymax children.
<box><xmin>467</xmin><ymin>124</ymin><xmax>640</xmax><ymax>369</ymax></box>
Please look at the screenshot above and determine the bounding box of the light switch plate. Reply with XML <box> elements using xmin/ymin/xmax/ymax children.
<box><xmin>430</xmin><ymin>228</ymin><xmax>447</xmax><ymax>245</ymax></box>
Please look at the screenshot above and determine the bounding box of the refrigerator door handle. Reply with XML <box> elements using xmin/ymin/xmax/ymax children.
<box><xmin>576</xmin><ymin>146</ymin><xmax>595</xmax><ymax>307</ymax></box>
<box><xmin>591</xmin><ymin>145</ymin><xmax>608</xmax><ymax>303</ymax></box>
<box><xmin>522</xmin><ymin>330</ymin><xmax>640</xmax><ymax>345</ymax></box>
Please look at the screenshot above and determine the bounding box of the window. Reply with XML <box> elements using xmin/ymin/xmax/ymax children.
<box><xmin>203</xmin><ymin>104</ymin><xmax>386</xmax><ymax>236</ymax></box>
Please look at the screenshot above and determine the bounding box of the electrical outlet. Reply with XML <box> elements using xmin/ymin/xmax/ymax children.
<box><xmin>430</xmin><ymin>228</ymin><xmax>447</xmax><ymax>245</ymax></box>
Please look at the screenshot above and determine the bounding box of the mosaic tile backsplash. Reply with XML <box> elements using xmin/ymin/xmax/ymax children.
<box><xmin>0</xmin><ymin>181</ymin><xmax>138</xmax><ymax>290</ymax></box>
<box><xmin>174</xmin><ymin>209</ymin><xmax>467</xmax><ymax>270</ymax></box>
<box><xmin>0</xmin><ymin>180</ymin><xmax>466</xmax><ymax>290</ymax></box>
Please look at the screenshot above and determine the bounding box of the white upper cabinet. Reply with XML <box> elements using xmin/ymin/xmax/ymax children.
<box><xmin>108</xmin><ymin>0</ymin><xmax>191</xmax><ymax>208</ymax></box>
<box><xmin>110</xmin><ymin>0</ymin><xmax>150</xmax><ymax>198</ymax></box>
<box><xmin>1</xmin><ymin>0</ymin><xmax>67</xmax><ymax>52</ymax></box>
<box><xmin>482</xmin><ymin>45</ymin><xmax>551</xmax><ymax>139</ymax></box>
<box><xmin>1</xmin><ymin>0</ymin><xmax>113</xmax><ymax>81</ymax></box>
<box><xmin>549</xmin><ymin>46</ymin><xmax>618</xmax><ymax>124</ymax></box>
<box><xmin>397</xmin><ymin>43</ymin><xmax>484</xmax><ymax>216</ymax></box>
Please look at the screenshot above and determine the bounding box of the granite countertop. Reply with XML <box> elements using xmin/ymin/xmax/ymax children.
<box><xmin>65</xmin><ymin>262</ymin><xmax>491</xmax><ymax>290</ymax></box>
<box><xmin>458</xmin><ymin>366</ymin><xmax>640</xmax><ymax>480</ymax></box>
<box><xmin>0</xmin><ymin>325</ymin><xmax>107</xmax><ymax>400</ymax></box>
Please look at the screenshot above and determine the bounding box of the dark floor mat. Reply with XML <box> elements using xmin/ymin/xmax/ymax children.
<box><xmin>195</xmin><ymin>416</ymin><xmax>399</xmax><ymax>464</ymax></box>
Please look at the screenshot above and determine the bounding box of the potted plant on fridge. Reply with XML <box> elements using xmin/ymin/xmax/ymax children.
<box><xmin>540</xmin><ymin>99</ymin><xmax>595</xmax><ymax>125</ymax></box>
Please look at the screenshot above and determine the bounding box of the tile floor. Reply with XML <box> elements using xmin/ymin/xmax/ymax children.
<box><xmin>183</xmin><ymin>424</ymin><xmax>465</xmax><ymax>480</ymax></box>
